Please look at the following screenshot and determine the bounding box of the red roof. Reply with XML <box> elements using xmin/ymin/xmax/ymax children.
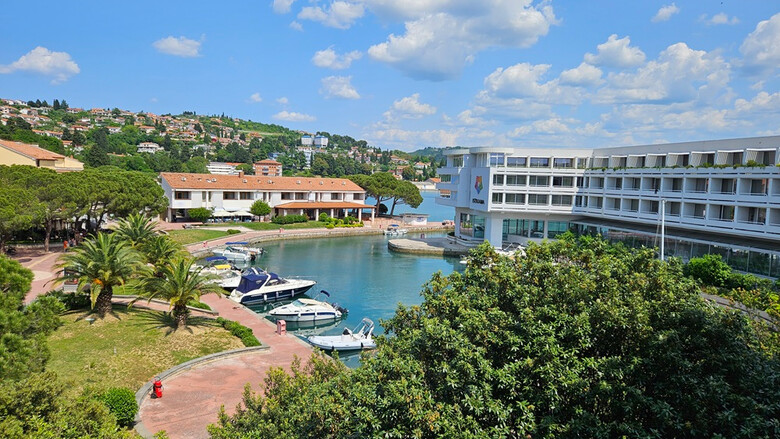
<box><xmin>0</xmin><ymin>139</ymin><xmax>64</xmax><ymax>161</ymax></box>
<box><xmin>160</xmin><ymin>172</ymin><xmax>365</xmax><ymax>192</ymax></box>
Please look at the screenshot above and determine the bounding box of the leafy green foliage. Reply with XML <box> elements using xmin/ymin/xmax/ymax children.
<box><xmin>188</xmin><ymin>207</ymin><xmax>212</xmax><ymax>223</ymax></box>
<box><xmin>250</xmin><ymin>200</ymin><xmax>271</xmax><ymax>217</ymax></box>
<box><xmin>684</xmin><ymin>254</ymin><xmax>733</xmax><ymax>287</ymax></box>
<box><xmin>226</xmin><ymin>229</ymin><xmax>242</xmax><ymax>235</ymax></box>
<box><xmin>215</xmin><ymin>317</ymin><xmax>261</xmax><ymax>347</ymax></box>
<box><xmin>271</xmin><ymin>214</ymin><xmax>308</xmax><ymax>224</ymax></box>
<box><xmin>100</xmin><ymin>387</ymin><xmax>138</xmax><ymax>427</ymax></box>
<box><xmin>114</xmin><ymin>213</ymin><xmax>158</xmax><ymax>248</ymax></box>
<box><xmin>211</xmin><ymin>237</ymin><xmax>780</xmax><ymax>438</ymax></box>
<box><xmin>349</xmin><ymin>172</ymin><xmax>422</xmax><ymax>215</ymax></box>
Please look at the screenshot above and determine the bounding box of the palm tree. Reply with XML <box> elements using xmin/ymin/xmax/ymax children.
<box><xmin>56</xmin><ymin>232</ymin><xmax>147</xmax><ymax>317</ymax></box>
<box><xmin>114</xmin><ymin>213</ymin><xmax>158</xmax><ymax>248</ymax></box>
<box><xmin>136</xmin><ymin>257</ymin><xmax>223</xmax><ymax>328</ymax></box>
<box><xmin>141</xmin><ymin>235</ymin><xmax>184</xmax><ymax>274</ymax></box>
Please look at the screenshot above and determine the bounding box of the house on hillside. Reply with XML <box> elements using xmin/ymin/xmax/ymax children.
<box><xmin>253</xmin><ymin>159</ymin><xmax>282</xmax><ymax>176</ymax></box>
<box><xmin>137</xmin><ymin>142</ymin><xmax>163</xmax><ymax>153</ymax></box>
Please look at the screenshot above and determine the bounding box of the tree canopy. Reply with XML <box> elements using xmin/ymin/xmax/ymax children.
<box><xmin>210</xmin><ymin>236</ymin><xmax>780</xmax><ymax>438</ymax></box>
<box><xmin>348</xmin><ymin>172</ymin><xmax>422</xmax><ymax>216</ymax></box>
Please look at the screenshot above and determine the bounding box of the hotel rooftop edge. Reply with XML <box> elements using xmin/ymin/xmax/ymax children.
<box><xmin>435</xmin><ymin>135</ymin><xmax>780</xmax><ymax>276</ymax></box>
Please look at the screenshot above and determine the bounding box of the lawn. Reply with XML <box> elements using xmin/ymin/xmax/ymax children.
<box><xmin>167</xmin><ymin>229</ymin><xmax>230</xmax><ymax>245</ymax></box>
<box><xmin>208</xmin><ymin>221</ymin><xmax>329</xmax><ymax>231</ymax></box>
<box><xmin>47</xmin><ymin>306</ymin><xmax>244</xmax><ymax>392</ymax></box>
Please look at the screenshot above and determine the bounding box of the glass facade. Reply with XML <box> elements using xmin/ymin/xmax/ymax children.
<box><xmin>460</xmin><ymin>213</ymin><xmax>485</xmax><ymax>239</ymax></box>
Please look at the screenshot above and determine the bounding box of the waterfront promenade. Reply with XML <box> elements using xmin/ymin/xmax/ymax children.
<box><xmin>15</xmin><ymin>218</ymin><xmax>450</xmax><ymax>438</ymax></box>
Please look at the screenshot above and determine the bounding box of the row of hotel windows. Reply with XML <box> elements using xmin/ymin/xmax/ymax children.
<box><xmin>578</xmin><ymin>197</ymin><xmax>779</xmax><ymax>225</ymax></box>
<box><xmin>173</xmin><ymin>191</ymin><xmax>363</xmax><ymax>201</ymax></box>
<box><xmin>464</xmin><ymin>149</ymin><xmax>778</xmax><ymax>169</ymax></box>
<box><xmin>492</xmin><ymin>193</ymin><xmax>573</xmax><ymax>206</ymax></box>
<box><xmin>584</xmin><ymin>176</ymin><xmax>777</xmax><ymax>195</ymax></box>
<box><xmin>492</xmin><ymin>174</ymin><xmax>578</xmax><ymax>188</ymax></box>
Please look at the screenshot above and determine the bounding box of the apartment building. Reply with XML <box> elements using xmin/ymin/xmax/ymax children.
<box><xmin>436</xmin><ymin>136</ymin><xmax>780</xmax><ymax>277</ymax></box>
<box><xmin>160</xmin><ymin>172</ymin><xmax>373</xmax><ymax>222</ymax></box>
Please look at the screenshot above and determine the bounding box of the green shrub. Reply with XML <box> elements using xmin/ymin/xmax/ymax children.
<box><xmin>326</xmin><ymin>224</ymin><xmax>335</xmax><ymax>229</ymax></box>
<box><xmin>684</xmin><ymin>254</ymin><xmax>732</xmax><ymax>287</ymax></box>
<box><xmin>745</xmin><ymin>160</ymin><xmax>765</xmax><ymax>168</ymax></box>
<box><xmin>188</xmin><ymin>207</ymin><xmax>212</xmax><ymax>223</ymax></box>
<box><xmin>45</xmin><ymin>289</ymin><xmax>91</xmax><ymax>310</ymax></box>
<box><xmin>186</xmin><ymin>300</ymin><xmax>211</xmax><ymax>310</ymax></box>
<box><xmin>216</xmin><ymin>317</ymin><xmax>261</xmax><ymax>347</ymax></box>
<box><xmin>100</xmin><ymin>387</ymin><xmax>138</xmax><ymax>428</ymax></box>
<box><xmin>271</xmin><ymin>214</ymin><xmax>308</xmax><ymax>225</ymax></box>
<box><xmin>226</xmin><ymin>229</ymin><xmax>241</xmax><ymax>235</ymax></box>
<box><xmin>318</xmin><ymin>213</ymin><xmax>329</xmax><ymax>222</ymax></box>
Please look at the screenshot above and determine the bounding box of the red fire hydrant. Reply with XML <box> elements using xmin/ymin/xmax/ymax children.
<box><xmin>152</xmin><ymin>377</ymin><xmax>163</xmax><ymax>398</ymax></box>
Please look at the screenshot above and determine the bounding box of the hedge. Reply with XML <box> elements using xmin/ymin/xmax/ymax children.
<box><xmin>100</xmin><ymin>387</ymin><xmax>138</xmax><ymax>427</ymax></box>
<box><xmin>271</xmin><ymin>214</ymin><xmax>309</xmax><ymax>225</ymax></box>
<box><xmin>216</xmin><ymin>317</ymin><xmax>261</xmax><ymax>347</ymax></box>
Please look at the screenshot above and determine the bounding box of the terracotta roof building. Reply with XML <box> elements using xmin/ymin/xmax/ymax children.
<box><xmin>0</xmin><ymin>139</ymin><xmax>83</xmax><ymax>172</ymax></box>
<box><xmin>160</xmin><ymin>172</ymin><xmax>373</xmax><ymax>222</ymax></box>
<box><xmin>253</xmin><ymin>159</ymin><xmax>282</xmax><ymax>177</ymax></box>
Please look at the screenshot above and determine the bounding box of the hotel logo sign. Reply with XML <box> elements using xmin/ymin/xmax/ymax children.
<box><xmin>474</xmin><ymin>176</ymin><xmax>483</xmax><ymax>194</ymax></box>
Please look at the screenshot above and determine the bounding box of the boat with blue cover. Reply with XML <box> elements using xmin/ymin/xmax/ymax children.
<box><xmin>229</xmin><ymin>268</ymin><xmax>316</xmax><ymax>305</ymax></box>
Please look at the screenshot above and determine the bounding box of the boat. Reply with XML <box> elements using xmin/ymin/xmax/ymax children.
<box><xmin>307</xmin><ymin>318</ymin><xmax>377</xmax><ymax>351</ymax></box>
<box><xmin>225</xmin><ymin>241</ymin><xmax>264</xmax><ymax>257</ymax></box>
<box><xmin>210</xmin><ymin>246</ymin><xmax>251</xmax><ymax>262</ymax></box>
<box><xmin>229</xmin><ymin>268</ymin><xmax>316</xmax><ymax>305</ymax></box>
<box><xmin>383</xmin><ymin>224</ymin><xmax>408</xmax><ymax>235</ymax></box>
<box><xmin>193</xmin><ymin>257</ymin><xmax>243</xmax><ymax>290</ymax></box>
<box><xmin>268</xmin><ymin>290</ymin><xmax>347</xmax><ymax>322</ymax></box>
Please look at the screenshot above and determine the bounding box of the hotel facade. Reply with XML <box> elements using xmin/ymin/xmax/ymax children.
<box><xmin>161</xmin><ymin>172</ymin><xmax>374</xmax><ymax>222</ymax></box>
<box><xmin>436</xmin><ymin>136</ymin><xmax>780</xmax><ymax>277</ymax></box>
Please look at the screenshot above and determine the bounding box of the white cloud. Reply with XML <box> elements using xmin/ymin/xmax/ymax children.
<box><xmin>701</xmin><ymin>12</ymin><xmax>739</xmax><ymax>25</ymax></box>
<box><xmin>740</xmin><ymin>13</ymin><xmax>780</xmax><ymax>75</ymax></box>
<box><xmin>249</xmin><ymin>93</ymin><xmax>262</xmax><ymax>103</ymax></box>
<box><xmin>507</xmin><ymin>118</ymin><xmax>572</xmax><ymax>138</ymax></box>
<box><xmin>559</xmin><ymin>62</ymin><xmax>603</xmax><ymax>86</ymax></box>
<box><xmin>276</xmin><ymin>97</ymin><xmax>289</xmax><ymax>104</ymax></box>
<box><xmin>733</xmin><ymin>91</ymin><xmax>780</xmax><ymax>115</ymax></box>
<box><xmin>320</xmin><ymin>75</ymin><xmax>360</xmax><ymax>99</ymax></box>
<box><xmin>652</xmin><ymin>3</ymin><xmax>679</xmax><ymax>22</ymax></box>
<box><xmin>367</xmin><ymin>1</ymin><xmax>558</xmax><ymax>80</ymax></box>
<box><xmin>273</xmin><ymin>110</ymin><xmax>316</xmax><ymax>122</ymax></box>
<box><xmin>366</xmin><ymin>127</ymin><xmax>461</xmax><ymax>147</ymax></box>
<box><xmin>383</xmin><ymin>93</ymin><xmax>436</xmax><ymax>120</ymax></box>
<box><xmin>583</xmin><ymin>34</ymin><xmax>645</xmax><ymax>68</ymax></box>
<box><xmin>272</xmin><ymin>0</ymin><xmax>296</xmax><ymax>14</ymax></box>
<box><xmin>481</xmin><ymin>62</ymin><xmax>583</xmax><ymax>105</ymax></box>
<box><xmin>298</xmin><ymin>1</ymin><xmax>365</xmax><ymax>29</ymax></box>
<box><xmin>0</xmin><ymin>46</ymin><xmax>80</xmax><ymax>84</ymax></box>
<box><xmin>595</xmin><ymin>42</ymin><xmax>731</xmax><ymax>105</ymax></box>
<box><xmin>152</xmin><ymin>36</ymin><xmax>202</xmax><ymax>57</ymax></box>
<box><xmin>289</xmin><ymin>21</ymin><xmax>304</xmax><ymax>31</ymax></box>
<box><xmin>312</xmin><ymin>48</ymin><xmax>362</xmax><ymax>69</ymax></box>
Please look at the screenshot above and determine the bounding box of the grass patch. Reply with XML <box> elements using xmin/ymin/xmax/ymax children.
<box><xmin>47</xmin><ymin>306</ymin><xmax>244</xmax><ymax>393</ymax></box>
<box><xmin>167</xmin><ymin>229</ymin><xmax>229</xmax><ymax>245</ymax></box>
<box><xmin>208</xmin><ymin>221</ymin><xmax>329</xmax><ymax>231</ymax></box>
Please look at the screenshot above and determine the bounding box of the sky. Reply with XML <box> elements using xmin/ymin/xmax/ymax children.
<box><xmin>1</xmin><ymin>1</ymin><xmax>779</xmax><ymax>151</ymax></box>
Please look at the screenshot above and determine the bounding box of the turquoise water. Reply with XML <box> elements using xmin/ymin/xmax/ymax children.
<box><xmin>245</xmin><ymin>233</ymin><xmax>463</xmax><ymax>366</ymax></box>
<box><xmin>368</xmin><ymin>190</ymin><xmax>454</xmax><ymax>223</ymax></box>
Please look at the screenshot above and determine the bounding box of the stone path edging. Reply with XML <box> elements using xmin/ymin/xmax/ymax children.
<box><xmin>133</xmin><ymin>345</ymin><xmax>269</xmax><ymax>438</ymax></box>
<box><xmin>112</xmin><ymin>295</ymin><xmax>219</xmax><ymax>316</ymax></box>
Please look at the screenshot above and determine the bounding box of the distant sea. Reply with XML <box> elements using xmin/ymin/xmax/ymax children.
<box><xmin>367</xmin><ymin>190</ymin><xmax>454</xmax><ymax>222</ymax></box>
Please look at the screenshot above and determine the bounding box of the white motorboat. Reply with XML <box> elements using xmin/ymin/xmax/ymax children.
<box><xmin>225</xmin><ymin>241</ymin><xmax>264</xmax><ymax>257</ymax></box>
<box><xmin>211</xmin><ymin>246</ymin><xmax>251</xmax><ymax>262</ymax></box>
<box><xmin>193</xmin><ymin>257</ymin><xmax>243</xmax><ymax>290</ymax></box>
<box><xmin>307</xmin><ymin>318</ymin><xmax>377</xmax><ymax>351</ymax></box>
<box><xmin>229</xmin><ymin>268</ymin><xmax>316</xmax><ymax>305</ymax></box>
<box><xmin>268</xmin><ymin>290</ymin><xmax>347</xmax><ymax>322</ymax></box>
<box><xmin>383</xmin><ymin>224</ymin><xmax>408</xmax><ymax>235</ymax></box>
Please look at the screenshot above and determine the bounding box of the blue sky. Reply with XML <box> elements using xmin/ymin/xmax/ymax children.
<box><xmin>1</xmin><ymin>1</ymin><xmax>778</xmax><ymax>151</ymax></box>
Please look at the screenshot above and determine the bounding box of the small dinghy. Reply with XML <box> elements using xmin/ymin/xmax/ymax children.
<box><xmin>307</xmin><ymin>318</ymin><xmax>376</xmax><ymax>351</ymax></box>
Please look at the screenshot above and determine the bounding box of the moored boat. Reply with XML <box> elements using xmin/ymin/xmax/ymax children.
<box><xmin>229</xmin><ymin>268</ymin><xmax>316</xmax><ymax>305</ymax></box>
<box><xmin>307</xmin><ymin>318</ymin><xmax>377</xmax><ymax>351</ymax></box>
<box><xmin>268</xmin><ymin>290</ymin><xmax>347</xmax><ymax>322</ymax></box>
<box><xmin>211</xmin><ymin>246</ymin><xmax>251</xmax><ymax>262</ymax></box>
<box><xmin>383</xmin><ymin>224</ymin><xmax>408</xmax><ymax>235</ymax></box>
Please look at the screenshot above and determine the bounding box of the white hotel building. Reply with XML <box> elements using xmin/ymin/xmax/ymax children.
<box><xmin>436</xmin><ymin>136</ymin><xmax>780</xmax><ymax>277</ymax></box>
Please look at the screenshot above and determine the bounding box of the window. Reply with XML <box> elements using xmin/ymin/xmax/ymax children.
<box><xmin>530</xmin><ymin>221</ymin><xmax>544</xmax><ymax>238</ymax></box>
<box><xmin>507</xmin><ymin>157</ymin><xmax>526</xmax><ymax>167</ymax></box>
<box><xmin>452</xmin><ymin>156</ymin><xmax>464</xmax><ymax>167</ymax></box>
<box><xmin>331</xmin><ymin>193</ymin><xmax>342</xmax><ymax>200</ymax></box>
<box><xmin>489</xmin><ymin>153</ymin><xmax>505</xmax><ymax>167</ymax></box>
<box><xmin>281</xmin><ymin>193</ymin><xmax>293</xmax><ymax>200</ymax></box>
<box><xmin>547</xmin><ymin>221</ymin><xmax>570</xmax><ymax>239</ymax></box>
<box><xmin>223</xmin><ymin>192</ymin><xmax>237</xmax><ymax>200</ymax></box>
<box><xmin>240</xmin><ymin>192</ymin><xmax>252</xmax><ymax>200</ymax></box>
<box><xmin>551</xmin><ymin>195</ymin><xmax>572</xmax><ymax>206</ymax></box>
<box><xmin>493</xmin><ymin>174</ymin><xmax>504</xmax><ymax>185</ymax></box>
<box><xmin>530</xmin><ymin>157</ymin><xmax>550</xmax><ymax>168</ymax></box>
<box><xmin>505</xmin><ymin>193</ymin><xmax>525</xmax><ymax>204</ymax></box>
<box><xmin>502</xmin><ymin>219</ymin><xmax>529</xmax><ymax>237</ymax></box>
<box><xmin>174</xmin><ymin>191</ymin><xmax>190</xmax><ymax>200</ymax></box>
<box><xmin>459</xmin><ymin>213</ymin><xmax>484</xmax><ymax>239</ymax></box>
<box><xmin>528</xmin><ymin>194</ymin><xmax>548</xmax><ymax>205</ymax></box>
<box><xmin>354</xmin><ymin>193</ymin><xmax>364</xmax><ymax>200</ymax></box>
<box><xmin>492</xmin><ymin>193</ymin><xmax>503</xmax><ymax>203</ymax></box>
<box><xmin>440</xmin><ymin>174</ymin><xmax>452</xmax><ymax>183</ymax></box>
<box><xmin>295</xmin><ymin>192</ymin><xmax>306</xmax><ymax>200</ymax></box>
<box><xmin>577</xmin><ymin>158</ymin><xmax>588</xmax><ymax>169</ymax></box>
<box><xmin>529</xmin><ymin>176</ymin><xmax>549</xmax><ymax>187</ymax></box>
<box><xmin>576</xmin><ymin>177</ymin><xmax>586</xmax><ymax>188</ymax></box>
<box><xmin>506</xmin><ymin>175</ymin><xmax>526</xmax><ymax>186</ymax></box>
<box><xmin>552</xmin><ymin>176</ymin><xmax>573</xmax><ymax>187</ymax></box>
<box><xmin>553</xmin><ymin>158</ymin><xmax>573</xmax><ymax>168</ymax></box>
